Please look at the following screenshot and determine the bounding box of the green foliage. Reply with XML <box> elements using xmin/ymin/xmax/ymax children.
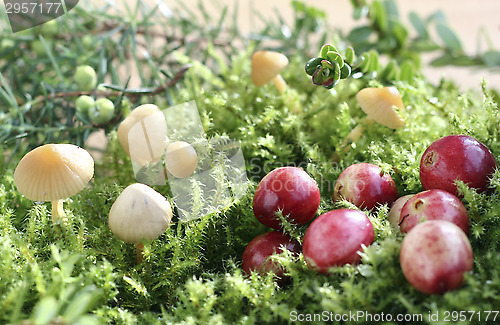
<box><xmin>1</xmin><ymin>0</ymin><xmax>500</xmax><ymax>324</ymax></box>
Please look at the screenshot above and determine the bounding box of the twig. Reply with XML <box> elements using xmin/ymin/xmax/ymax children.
<box><xmin>22</xmin><ymin>65</ymin><xmax>191</xmax><ymax>107</ymax></box>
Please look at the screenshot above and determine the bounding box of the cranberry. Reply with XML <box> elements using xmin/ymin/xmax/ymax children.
<box><xmin>333</xmin><ymin>163</ymin><xmax>398</xmax><ymax>210</ymax></box>
<box><xmin>253</xmin><ymin>167</ymin><xmax>320</xmax><ymax>230</ymax></box>
<box><xmin>399</xmin><ymin>189</ymin><xmax>469</xmax><ymax>234</ymax></box>
<box><xmin>388</xmin><ymin>194</ymin><xmax>414</xmax><ymax>229</ymax></box>
<box><xmin>302</xmin><ymin>209</ymin><xmax>374</xmax><ymax>274</ymax></box>
<box><xmin>400</xmin><ymin>220</ymin><xmax>473</xmax><ymax>295</ymax></box>
<box><xmin>420</xmin><ymin>135</ymin><xmax>497</xmax><ymax>197</ymax></box>
<box><xmin>241</xmin><ymin>231</ymin><xmax>301</xmax><ymax>279</ymax></box>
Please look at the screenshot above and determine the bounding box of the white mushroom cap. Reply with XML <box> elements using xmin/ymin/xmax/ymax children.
<box><xmin>117</xmin><ymin>104</ymin><xmax>167</xmax><ymax>166</ymax></box>
<box><xmin>14</xmin><ymin>144</ymin><xmax>94</xmax><ymax>201</ymax></box>
<box><xmin>356</xmin><ymin>87</ymin><xmax>406</xmax><ymax>129</ymax></box>
<box><xmin>164</xmin><ymin>141</ymin><xmax>198</xmax><ymax>178</ymax></box>
<box><xmin>108</xmin><ymin>183</ymin><xmax>172</xmax><ymax>243</ymax></box>
<box><xmin>251</xmin><ymin>51</ymin><xmax>289</xmax><ymax>87</ymax></box>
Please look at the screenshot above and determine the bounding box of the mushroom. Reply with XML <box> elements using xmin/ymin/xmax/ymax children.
<box><xmin>340</xmin><ymin>86</ymin><xmax>406</xmax><ymax>150</ymax></box>
<box><xmin>14</xmin><ymin>144</ymin><xmax>94</xmax><ymax>224</ymax></box>
<box><xmin>117</xmin><ymin>104</ymin><xmax>167</xmax><ymax>167</ymax></box>
<box><xmin>164</xmin><ymin>141</ymin><xmax>198</xmax><ymax>178</ymax></box>
<box><xmin>251</xmin><ymin>50</ymin><xmax>289</xmax><ymax>93</ymax></box>
<box><xmin>108</xmin><ymin>183</ymin><xmax>173</xmax><ymax>263</ymax></box>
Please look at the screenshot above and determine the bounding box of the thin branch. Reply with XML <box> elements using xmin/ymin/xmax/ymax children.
<box><xmin>22</xmin><ymin>65</ymin><xmax>191</xmax><ymax>107</ymax></box>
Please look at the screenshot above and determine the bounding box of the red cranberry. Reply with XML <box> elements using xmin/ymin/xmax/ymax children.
<box><xmin>400</xmin><ymin>220</ymin><xmax>473</xmax><ymax>295</ymax></box>
<box><xmin>253</xmin><ymin>167</ymin><xmax>320</xmax><ymax>230</ymax></box>
<box><xmin>302</xmin><ymin>209</ymin><xmax>374</xmax><ymax>274</ymax></box>
<box><xmin>388</xmin><ymin>194</ymin><xmax>414</xmax><ymax>229</ymax></box>
<box><xmin>399</xmin><ymin>189</ymin><xmax>470</xmax><ymax>234</ymax></box>
<box><xmin>420</xmin><ymin>135</ymin><xmax>497</xmax><ymax>197</ymax></box>
<box><xmin>242</xmin><ymin>231</ymin><xmax>301</xmax><ymax>279</ymax></box>
<box><xmin>333</xmin><ymin>163</ymin><xmax>399</xmax><ymax>210</ymax></box>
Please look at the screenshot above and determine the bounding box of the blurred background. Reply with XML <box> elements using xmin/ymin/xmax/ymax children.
<box><xmin>90</xmin><ymin>0</ymin><xmax>500</xmax><ymax>90</ymax></box>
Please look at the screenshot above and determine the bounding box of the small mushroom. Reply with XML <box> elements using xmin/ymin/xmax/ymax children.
<box><xmin>164</xmin><ymin>141</ymin><xmax>198</xmax><ymax>178</ymax></box>
<box><xmin>251</xmin><ymin>50</ymin><xmax>289</xmax><ymax>93</ymax></box>
<box><xmin>108</xmin><ymin>183</ymin><xmax>173</xmax><ymax>263</ymax></box>
<box><xmin>14</xmin><ymin>144</ymin><xmax>94</xmax><ymax>224</ymax></box>
<box><xmin>117</xmin><ymin>104</ymin><xmax>167</xmax><ymax>166</ymax></box>
<box><xmin>340</xmin><ymin>86</ymin><xmax>405</xmax><ymax>150</ymax></box>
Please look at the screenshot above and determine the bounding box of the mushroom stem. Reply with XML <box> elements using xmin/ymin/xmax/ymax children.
<box><xmin>339</xmin><ymin>117</ymin><xmax>376</xmax><ymax>151</ymax></box>
<box><xmin>51</xmin><ymin>200</ymin><xmax>68</xmax><ymax>224</ymax></box>
<box><xmin>136</xmin><ymin>242</ymin><xmax>145</xmax><ymax>264</ymax></box>
<box><xmin>272</xmin><ymin>75</ymin><xmax>287</xmax><ymax>93</ymax></box>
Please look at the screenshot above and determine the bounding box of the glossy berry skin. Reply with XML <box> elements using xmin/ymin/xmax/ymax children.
<box><xmin>242</xmin><ymin>231</ymin><xmax>300</xmax><ymax>279</ymax></box>
<box><xmin>388</xmin><ymin>194</ymin><xmax>414</xmax><ymax>229</ymax></box>
<box><xmin>420</xmin><ymin>135</ymin><xmax>497</xmax><ymax>197</ymax></box>
<box><xmin>400</xmin><ymin>220</ymin><xmax>473</xmax><ymax>295</ymax></box>
<box><xmin>253</xmin><ymin>167</ymin><xmax>320</xmax><ymax>230</ymax></box>
<box><xmin>302</xmin><ymin>209</ymin><xmax>374</xmax><ymax>274</ymax></box>
<box><xmin>89</xmin><ymin>98</ymin><xmax>115</xmax><ymax>124</ymax></box>
<box><xmin>399</xmin><ymin>189</ymin><xmax>469</xmax><ymax>234</ymax></box>
<box><xmin>333</xmin><ymin>163</ymin><xmax>398</xmax><ymax>210</ymax></box>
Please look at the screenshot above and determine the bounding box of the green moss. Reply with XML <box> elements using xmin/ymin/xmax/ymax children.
<box><xmin>1</xmin><ymin>1</ymin><xmax>500</xmax><ymax>324</ymax></box>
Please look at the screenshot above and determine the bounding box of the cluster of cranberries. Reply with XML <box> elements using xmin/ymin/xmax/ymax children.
<box><xmin>242</xmin><ymin>134</ymin><xmax>497</xmax><ymax>295</ymax></box>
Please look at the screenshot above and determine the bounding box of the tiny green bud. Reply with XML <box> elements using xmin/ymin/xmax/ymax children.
<box><xmin>75</xmin><ymin>95</ymin><xmax>95</xmax><ymax>116</ymax></box>
<box><xmin>89</xmin><ymin>98</ymin><xmax>115</xmax><ymax>124</ymax></box>
<box><xmin>74</xmin><ymin>65</ymin><xmax>97</xmax><ymax>91</ymax></box>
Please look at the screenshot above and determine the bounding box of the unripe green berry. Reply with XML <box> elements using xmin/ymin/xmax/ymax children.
<box><xmin>81</xmin><ymin>35</ymin><xmax>94</xmax><ymax>49</ymax></box>
<box><xmin>0</xmin><ymin>39</ymin><xmax>15</xmax><ymax>51</ymax></box>
<box><xmin>89</xmin><ymin>98</ymin><xmax>115</xmax><ymax>124</ymax></box>
<box><xmin>75</xmin><ymin>95</ymin><xmax>95</xmax><ymax>116</ymax></box>
<box><xmin>74</xmin><ymin>65</ymin><xmax>97</xmax><ymax>91</ymax></box>
<box><xmin>40</xmin><ymin>20</ymin><xmax>59</xmax><ymax>38</ymax></box>
<box><xmin>31</xmin><ymin>39</ymin><xmax>53</xmax><ymax>56</ymax></box>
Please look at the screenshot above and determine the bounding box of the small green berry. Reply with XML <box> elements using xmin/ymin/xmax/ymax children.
<box><xmin>31</xmin><ymin>39</ymin><xmax>53</xmax><ymax>56</ymax></box>
<box><xmin>81</xmin><ymin>35</ymin><xmax>94</xmax><ymax>49</ymax></box>
<box><xmin>74</xmin><ymin>65</ymin><xmax>97</xmax><ymax>91</ymax></box>
<box><xmin>0</xmin><ymin>39</ymin><xmax>15</xmax><ymax>51</ymax></box>
<box><xmin>40</xmin><ymin>20</ymin><xmax>59</xmax><ymax>38</ymax></box>
<box><xmin>89</xmin><ymin>98</ymin><xmax>115</xmax><ymax>124</ymax></box>
<box><xmin>75</xmin><ymin>95</ymin><xmax>95</xmax><ymax>116</ymax></box>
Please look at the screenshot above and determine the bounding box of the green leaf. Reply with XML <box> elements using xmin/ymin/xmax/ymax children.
<box><xmin>379</xmin><ymin>59</ymin><xmax>398</xmax><ymax>81</ymax></box>
<box><xmin>305</xmin><ymin>57</ymin><xmax>322</xmax><ymax>76</ymax></box>
<box><xmin>340</xmin><ymin>63</ymin><xmax>351</xmax><ymax>79</ymax></box>
<box><xmin>436</xmin><ymin>23</ymin><xmax>463</xmax><ymax>53</ymax></box>
<box><xmin>320</xmin><ymin>44</ymin><xmax>337</xmax><ymax>58</ymax></box>
<box><xmin>346</xmin><ymin>26</ymin><xmax>373</xmax><ymax>44</ymax></box>
<box><xmin>391</xmin><ymin>21</ymin><xmax>408</xmax><ymax>45</ymax></box>
<box><xmin>345</xmin><ymin>46</ymin><xmax>355</xmax><ymax>65</ymax></box>
<box><xmin>370</xmin><ymin>0</ymin><xmax>387</xmax><ymax>32</ymax></box>
<box><xmin>409</xmin><ymin>12</ymin><xmax>429</xmax><ymax>39</ymax></box>
<box><xmin>326</xmin><ymin>51</ymin><xmax>344</xmax><ymax>68</ymax></box>
<box><xmin>32</xmin><ymin>297</ymin><xmax>58</xmax><ymax>325</ymax></box>
<box><xmin>481</xmin><ymin>50</ymin><xmax>500</xmax><ymax>67</ymax></box>
<box><xmin>399</xmin><ymin>60</ymin><xmax>414</xmax><ymax>82</ymax></box>
<box><xmin>408</xmin><ymin>39</ymin><xmax>440</xmax><ymax>52</ymax></box>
